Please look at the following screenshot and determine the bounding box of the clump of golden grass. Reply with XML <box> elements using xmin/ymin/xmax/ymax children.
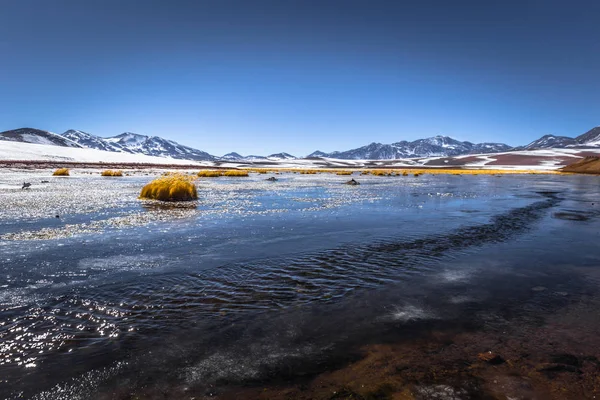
<box><xmin>300</xmin><ymin>170</ymin><xmax>317</xmax><ymax>174</ymax></box>
<box><xmin>223</xmin><ymin>170</ymin><xmax>249</xmax><ymax>177</ymax></box>
<box><xmin>371</xmin><ymin>170</ymin><xmax>390</xmax><ymax>176</ymax></box>
<box><xmin>139</xmin><ymin>174</ymin><xmax>197</xmax><ymax>201</ymax></box>
<box><xmin>197</xmin><ymin>170</ymin><xmax>223</xmax><ymax>177</ymax></box>
<box><xmin>101</xmin><ymin>170</ymin><xmax>123</xmax><ymax>177</ymax></box>
<box><xmin>336</xmin><ymin>171</ymin><xmax>353</xmax><ymax>175</ymax></box>
<box><xmin>53</xmin><ymin>168</ymin><xmax>70</xmax><ymax>176</ymax></box>
<box><xmin>246</xmin><ymin>168</ymin><xmax>279</xmax><ymax>174</ymax></box>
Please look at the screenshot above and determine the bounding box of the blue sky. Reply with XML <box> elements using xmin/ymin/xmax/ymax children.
<box><xmin>1</xmin><ymin>0</ymin><xmax>598</xmax><ymax>156</ymax></box>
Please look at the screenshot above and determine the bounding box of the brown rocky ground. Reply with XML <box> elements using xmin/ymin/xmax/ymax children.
<box><xmin>562</xmin><ymin>157</ymin><xmax>600</xmax><ymax>174</ymax></box>
<box><xmin>217</xmin><ymin>268</ymin><xmax>600</xmax><ymax>400</ymax></box>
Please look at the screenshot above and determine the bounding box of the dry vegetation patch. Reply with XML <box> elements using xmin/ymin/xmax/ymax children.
<box><xmin>222</xmin><ymin>170</ymin><xmax>249</xmax><ymax>177</ymax></box>
<box><xmin>197</xmin><ymin>170</ymin><xmax>223</xmax><ymax>177</ymax></box>
<box><xmin>139</xmin><ymin>174</ymin><xmax>198</xmax><ymax>201</ymax></box>
<box><xmin>52</xmin><ymin>168</ymin><xmax>70</xmax><ymax>176</ymax></box>
<box><xmin>101</xmin><ymin>170</ymin><xmax>123</xmax><ymax>177</ymax></box>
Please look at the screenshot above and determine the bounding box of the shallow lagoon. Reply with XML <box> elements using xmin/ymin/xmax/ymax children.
<box><xmin>1</xmin><ymin>170</ymin><xmax>599</xmax><ymax>399</ymax></box>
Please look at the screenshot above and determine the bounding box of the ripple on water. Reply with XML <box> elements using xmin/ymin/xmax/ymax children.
<box><xmin>0</xmin><ymin>193</ymin><xmax>561</xmax><ymax>381</ymax></box>
<box><xmin>1</xmin><ymin>173</ymin><xmax>586</xmax><ymax>398</ymax></box>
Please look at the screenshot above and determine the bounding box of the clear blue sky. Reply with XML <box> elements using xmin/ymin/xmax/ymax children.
<box><xmin>1</xmin><ymin>0</ymin><xmax>598</xmax><ymax>156</ymax></box>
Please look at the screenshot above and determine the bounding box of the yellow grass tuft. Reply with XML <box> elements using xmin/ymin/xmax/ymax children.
<box><xmin>197</xmin><ymin>170</ymin><xmax>223</xmax><ymax>177</ymax></box>
<box><xmin>101</xmin><ymin>170</ymin><xmax>123</xmax><ymax>177</ymax></box>
<box><xmin>336</xmin><ymin>171</ymin><xmax>353</xmax><ymax>175</ymax></box>
<box><xmin>53</xmin><ymin>168</ymin><xmax>70</xmax><ymax>176</ymax></box>
<box><xmin>223</xmin><ymin>170</ymin><xmax>249</xmax><ymax>177</ymax></box>
<box><xmin>139</xmin><ymin>174</ymin><xmax>198</xmax><ymax>202</ymax></box>
<box><xmin>371</xmin><ymin>170</ymin><xmax>389</xmax><ymax>176</ymax></box>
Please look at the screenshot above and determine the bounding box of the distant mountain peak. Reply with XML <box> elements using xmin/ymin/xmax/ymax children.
<box><xmin>0</xmin><ymin>128</ymin><xmax>82</xmax><ymax>148</ymax></box>
<box><xmin>307</xmin><ymin>150</ymin><xmax>329</xmax><ymax>158</ymax></box>
<box><xmin>268</xmin><ymin>152</ymin><xmax>296</xmax><ymax>160</ymax></box>
<box><xmin>308</xmin><ymin>136</ymin><xmax>511</xmax><ymax>160</ymax></box>
<box><xmin>514</xmin><ymin>134</ymin><xmax>579</xmax><ymax>151</ymax></box>
<box><xmin>6</xmin><ymin>125</ymin><xmax>600</xmax><ymax>162</ymax></box>
<box><xmin>60</xmin><ymin>129</ymin><xmax>214</xmax><ymax>161</ymax></box>
<box><xmin>114</xmin><ymin>131</ymin><xmax>146</xmax><ymax>138</ymax></box>
<box><xmin>576</xmin><ymin>127</ymin><xmax>600</xmax><ymax>146</ymax></box>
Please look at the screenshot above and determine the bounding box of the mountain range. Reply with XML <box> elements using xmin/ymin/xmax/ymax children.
<box><xmin>512</xmin><ymin>128</ymin><xmax>600</xmax><ymax>151</ymax></box>
<box><xmin>1</xmin><ymin>126</ymin><xmax>599</xmax><ymax>161</ymax></box>
<box><xmin>308</xmin><ymin>136</ymin><xmax>511</xmax><ymax>160</ymax></box>
<box><xmin>61</xmin><ymin>129</ymin><xmax>214</xmax><ymax>161</ymax></box>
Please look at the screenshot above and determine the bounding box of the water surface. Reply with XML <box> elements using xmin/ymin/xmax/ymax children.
<box><xmin>0</xmin><ymin>171</ymin><xmax>599</xmax><ymax>399</ymax></box>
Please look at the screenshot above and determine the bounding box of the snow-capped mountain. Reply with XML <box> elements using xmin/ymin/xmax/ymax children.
<box><xmin>61</xmin><ymin>129</ymin><xmax>133</xmax><ymax>153</ymax></box>
<box><xmin>267</xmin><ymin>152</ymin><xmax>296</xmax><ymax>160</ymax></box>
<box><xmin>513</xmin><ymin>134</ymin><xmax>579</xmax><ymax>150</ymax></box>
<box><xmin>0</xmin><ymin>128</ymin><xmax>82</xmax><ymax>148</ymax></box>
<box><xmin>63</xmin><ymin>131</ymin><xmax>214</xmax><ymax>161</ymax></box>
<box><xmin>306</xmin><ymin>151</ymin><xmax>329</xmax><ymax>158</ymax></box>
<box><xmin>218</xmin><ymin>152</ymin><xmax>296</xmax><ymax>161</ymax></box>
<box><xmin>469</xmin><ymin>143</ymin><xmax>513</xmax><ymax>153</ymax></box>
<box><xmin>221</xmin><ymin>152</ymin><xmax>244</xmax><ymax>161</ymax></box>
<box><xmin>576</xmin><ymin>127</ymin><xmax>600</xmax><ymax>146</ymax></box>
<box><xmin>4</xmin><ymin>126</ymin><xmax>600</xmax><ymax>163</ymax></box>
<box><xmin>309</xmin><ymin>136</ymin><xmax>511</xmax><ymax>160</ymax></box>
<box><xmin>512</xmin><ymin>128</ymin><xmax>600</xmax><ymax>150</ymax></box>
<box><xmin>242</xmin><ymin>155</ymin><xmax>268</xmax><ymax>161</ymax></box>
<box><xmin>104</xmin><ymin>132</ymin><xmax>148</xmax><ymax>149</ymax></box>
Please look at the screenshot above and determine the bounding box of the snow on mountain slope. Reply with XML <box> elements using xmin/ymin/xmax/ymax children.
<box><xmin>62</xmin><ymin>131</ymin><xmax>215</xmax><ymax>161</ymax></box>
<box><xmin>514</xmin><ymin>129</ymin><xmax>600</xmax><ymax>150</ymax></box>
<box><xmin>0</xmin><ymin>128</ymin><xmax>82</xmax><ymax>148</ymax></box>
<box><xmin>243</xmin><ymin>155</ymin><xmax>268</xmax><ymax>161</ymax></box>
<box><xmin>309</xmin><ymin>136</ymin><xmax>512</xmax><ymax>160</ymax></box>
<box><xmin>104</xmin><ymin>132</ymin><xmax>149</xmax><ymax>149</ymax></box>
<box><xmin>221</xmin><ymin>152</ymin><xmax>244</xmax><ymax>161</ymax></box>
<box><xmin>218</xmin><ymin>152</ymin><xmax>295</xmax><ymax>161</ymax></box>
<box><xmin>105</xmin><ymin>132</ymin><xmax>215</xmax><ymax>161</ymax></box>
<box><xmin>267</xmin><ymin>152</ymin><xmax>296</xmax><ymax>160</ymax></box>
<box><xmin>61</xmin><ymin>130</ymin><xmax>133</xmax><ymax>153</ymax></box>
<box><xmin>6</xmin><ymin>125</ymin><xmax>600</xmax><ymax>164</ymax></box>
<box><xmin>513</xmin><ymin>134</ymin><xmax>579</xmax><ymax>150</ymax></box>
<box><xmin>575</xmin><ymin>127</ymin><xmax>600</xmax><ymax>146</ymax></box>
<box><xmin>470</xmin><ymin>142</ymin><xmax>512</xmax><ymax>153</ymax></box>
<box><xmin>0</xmin><ymin>141</ymin><xmax>207</xmax><ymax>165</ymax></box>
<box><xmin>307</xmin><ymin>150</ymin><xmax>329</xmax><ymax>158</ymax></box>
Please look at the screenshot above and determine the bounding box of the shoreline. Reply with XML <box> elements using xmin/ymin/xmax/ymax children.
<box><xmin>0</xmin><ymin>159</ymin><xmax>563</xmax><ymax>175</ymax></box>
